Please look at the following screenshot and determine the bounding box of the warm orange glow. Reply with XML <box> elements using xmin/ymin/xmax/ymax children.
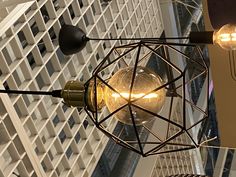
<box><xmin>111</xmin><ymin>92</ymin><xmax>158</xmax><ymax>99</ymax></box>
<box><xmin>218</xmin><ymin>33</ymin><xmax>236</xmax><ymax>42</ymax></box>
<box><xmin>104</xmin><ymin>66</ymin><xmax>166</xmax><ymax>125</ymax></box>
<box><xmin>218</xmin><ymin>33</ymin><xmax>231</xmax><ymax>42</ymax></box>
<box><xmin>213</xmin><ymin>24</ymin><xmax>236</xmax><ymax>50</ymax></box>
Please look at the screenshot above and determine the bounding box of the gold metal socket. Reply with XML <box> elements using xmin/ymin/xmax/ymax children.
<box><xmin>61</xmin><ymin>80</ymin><xmax>85</xmax><ymax>107</ymax></box>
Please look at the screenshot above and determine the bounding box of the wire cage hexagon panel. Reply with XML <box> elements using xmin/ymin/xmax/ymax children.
<box><xmin>83</xmin><ymin>40</ymin><xmax>209</xmax><ymax>157</ymax></box>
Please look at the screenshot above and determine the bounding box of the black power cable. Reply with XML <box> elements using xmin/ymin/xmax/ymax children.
<box><xmin>0</xmin><ymin>89</ymin><xmax>62</xmax><ymax>98</ymax></box>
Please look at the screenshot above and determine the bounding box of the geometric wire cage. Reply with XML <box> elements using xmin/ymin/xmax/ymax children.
<box><xmin>83</xmin><ymin>40</ymin><xmax>209</xmax><ymax>157</ymax></box>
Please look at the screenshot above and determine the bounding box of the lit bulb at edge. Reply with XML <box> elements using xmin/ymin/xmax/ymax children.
<box><xmin>213</xmin><ymin>24</ymin><xmax>236</xmax><ymax>50</ymax></box>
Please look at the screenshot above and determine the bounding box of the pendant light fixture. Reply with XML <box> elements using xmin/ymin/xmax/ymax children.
<box><xmin>189</xmin><ymin>24</ymin><xmax>236</xmax><ymax>51</ymax></box>
<box><xmin>0</xmin><ymin>25</ymin><xmax>210</xmax><ymax>156</ymax></box>
<box><xmin>57</xmin><ymin>25</ymin><xmax>210</xmax><ymax>156</ymax></box>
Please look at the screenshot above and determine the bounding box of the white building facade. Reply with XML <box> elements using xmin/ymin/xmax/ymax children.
<box><xmin>0</xmin><ymin>0</ymin><xmax>166</xmax><ymax>177</ymax></box>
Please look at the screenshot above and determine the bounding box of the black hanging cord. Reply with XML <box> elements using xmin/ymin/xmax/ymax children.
<box><xmin>88</xmin><ymin>37</ymin><xmax>189</xmax><ymax>41</ymax></box>
<box><xmin>0</xmin><ymin>89</ymin><xmax>62</xmax><ymax>98</ymax></box>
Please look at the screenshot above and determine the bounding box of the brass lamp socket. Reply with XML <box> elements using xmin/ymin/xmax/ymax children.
<box><xmin>61</xmin><ymin>80</ymin><xmax>105</xmax><ymax>112</ymax></box>
<box><xmin>61</xmin><ymin>80</ymin><xmax>85</xmax><ymax>107</ymax></box>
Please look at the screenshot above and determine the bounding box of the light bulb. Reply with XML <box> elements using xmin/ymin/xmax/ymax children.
<box><xmin>62</xmin><ymin>67</ymin><xmax>166</xmax><ymax>125</ymax></box>
<box><xmin>213</xmin><ymin>24</ymin><xmax>236</xmax><ymax>50</ymax></box>
<box><xmin>104</xmin><ymin>66</ymin><xmax>166</xmax><ymax>125</ymax></box>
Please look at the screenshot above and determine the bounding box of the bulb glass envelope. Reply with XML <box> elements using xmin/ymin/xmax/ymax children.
<box><xmin>84</xmin><ymin>40</ymin><xmax>209</xmax><ymax>156</ymax></box>
<box><xmin>213</xmin><ymin>24</ymin><xmax>236</xmax><ymax>50</ymax></box>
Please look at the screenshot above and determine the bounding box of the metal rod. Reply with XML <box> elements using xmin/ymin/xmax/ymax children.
<box><xmin>150</xmin><ymin>130</ymin><xmax>185</xmax><ymax>154</ymax></box>
<box><xmin>97</xmin><ymin>125</ymin><xmax>142</xmax><ymax>154</ymax></box>
<box><xmin>200</xmin><ymin>54</ymin><xmax>210</xmax><ymax>144</ymax></box>
<box><xmin>183</xmin><ymin>73</ymin><xmax>186</xmax><ymax>128</ymax></box>
<box><xmin>94</xmin><ymin>77</ymin><xmax>98</xmax><ymax>122</ymax></box>
<box><xmin>196</xmin><ymin>46</ymin><xmax>208</xmax><ymax>70</ymax></box>
<box><xmin>92</xmin><ymin>48</ymin><xmax>115</xmax><ymax>75</ymax></box>
<box><xmin>175</xmin><ymin>70</ymin><xmax>207</xmax><ymax>90</ymax></box>
<box><xmin>137</xmin><ymin>46</ymin><xmax>158</xmax><ymax>64</ymax></box>
<box><xmin>129</xmin><ymin>42</ymin><xmax>142</xmax><ymax>101</ymax></box>
<box><xmin>114</xmin><ymin>48</ymin><xmax>128</xmax><ymax>67</ymax></box>
<box><xmin>117</xmin><ymin>126</ymin><xmax>125</xmax><ymax>138</ymax></box>
<box><xmin>125</xmin><ymin>43</ymin><xmax>143</xmax><ymax>155</ymax></box>
<box><xmin>185</xmin><ymin>130</ymin><xmax>199</xmax><ymax>147</ymax></box>
<box><xmin>97</xmin><ymin>75</ymin><xmax>129</xmax><ymax>102</ymax></box>
<box><xmin>96</xmin><ymin>44</ymin><xmax>138</xmax><ymax>74</ymax></box>
<box><xmin>166</xmin><ymin>96</ymin><xmax>174</xmax><ymax>140</ymax></box>
<box><xmin>143</xmin><ymin>43</ymin><xmax>182</xmax><ymax>74</ymax></box>
<box><xmin>187</xmin><ymin>116</ymin><xmax>208</xmax><ymax>132</ymax></box>
<box><xmin>146</xmin><ymin>146</ymin><xmax>196</xmax><ymax>156</ymax></box>
<box><xmin>89</xmin><ymin>37</ymin><xmax>189</xmax><ymax>41</ymax></box>
<box><xmin>128</xmin><ymin>104</ymin><xmax>144</xmax><ymax>155</ymax></box>
<box><xmin>131</xmin><ymin>73</ymin><xmax>183</xmax><ymax>103</ymax></box>
<box><xmin>131</xmin><ymin>104</ymin><xmax>182</xmax><ymax>129</ymax></box>
<box><xmin>142</xmin><ymin>40</ymin><xmax>196</xmax><ymax>47</ymax></box>
<box><xmin>98</xmin><ymin>103</ymin><xmax>128</xmax><ymax>125</ymax></box>
<box><xmin>126</xmin><ymin>141</ymin><xmax>194</xmax><ymax>147</ymax></box>
<box><xmin>84</xmin><ymin>108</ymin><xmax>96</xmax><ymax>124</ymax></box>
<box><xmin>175</xmin><ymin>92</ymin><xmax>207</xmax><ymax>117</ymax></box>
<box><xmin>167</xmin><ymin>45</ymin><xmax>207</xmax><ymax>69</ymax></box>
<box><xmin>144</xmin><ymin>129</ymin><xmax>183</xmax><ymax>155</ymax></box>
<box><xmin>114</xmin><ymin>42</ymin><xmax>141</xmax><ymax>49</ymax></box>
<box><xmin>127</xmin><ymin>42</ymin><xmax>144</xmax><ymax>155</ymax></box>
<box><xmin>143</xmin><ymin>125</ymin><xmax>163</xmax><ymax>142</ymax></box>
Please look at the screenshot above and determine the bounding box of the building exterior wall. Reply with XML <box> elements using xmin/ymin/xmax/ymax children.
<box><xmin>0</xmin><ymin>0</ymin><xmax>163</xmax><ymax>177</ymax></box>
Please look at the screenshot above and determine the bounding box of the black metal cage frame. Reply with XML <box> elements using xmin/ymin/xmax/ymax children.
<box><xmin>83</xmin><ymin>40</ymin><xmax>209</xmax><ymax>157</ymax></box>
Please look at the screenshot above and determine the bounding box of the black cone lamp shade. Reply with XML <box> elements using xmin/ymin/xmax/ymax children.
<box><xmin>59</xmin><ymin>25</ymin><xmax>89</xmax><ymax>55</ymax></box>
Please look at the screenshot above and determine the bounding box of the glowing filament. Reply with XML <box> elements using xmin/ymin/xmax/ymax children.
<box><xmin>219</xmin><ymin>33</ymin><xmax>231</xmax><ymax>41</ymax></box>
<box><xmin>104</xmin><ymin>66</ymin><xmax>166</xmax><ymax>125</ymax></box>
<box><xmin>218</xmin><ymin>33</ymin><xmax>236</xmax><ymax>42</ymax></box>
<box><xmin>111</xmin><ymin>92</ymin><xmax>158</xmax><ymax>99</ymax></box>
<box><xmin>231</xmin><ymin>33</ymin><xmax>236</xmax><ymax>41</ymax></box>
